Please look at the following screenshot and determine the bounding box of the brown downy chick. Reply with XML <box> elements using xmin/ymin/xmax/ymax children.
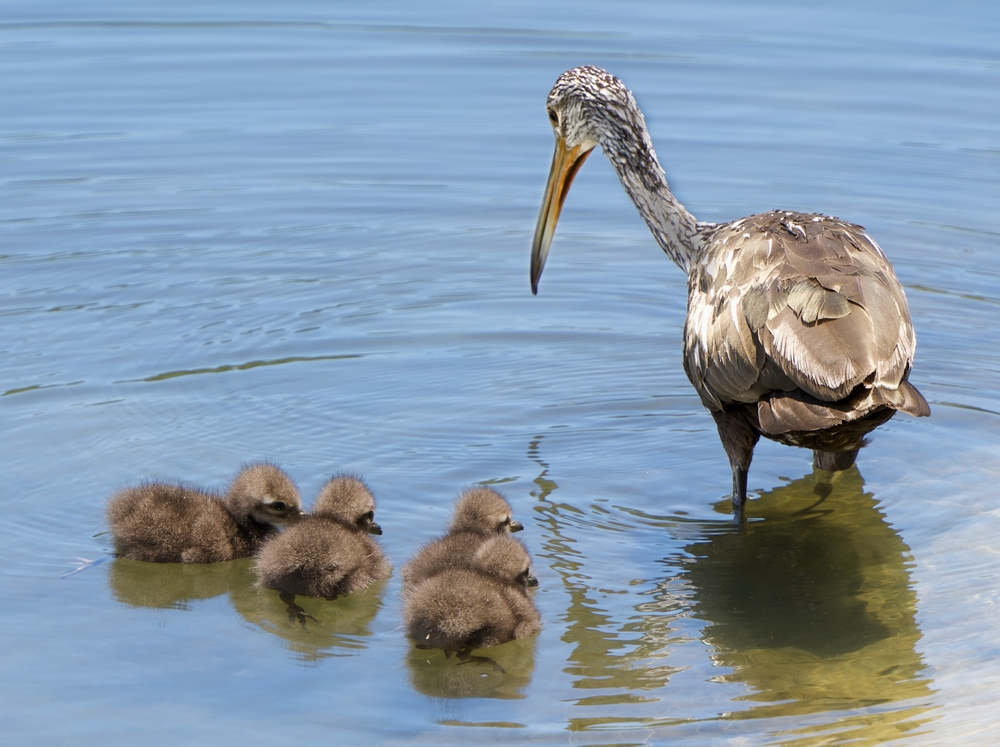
<box><xmin>404</xmin><ymin>534</ymin><xmax>540</xmax><ymax>652</ymax></box>
<box><xmin>401</xmin><ymin>487</ymin><xmax>523</xmax><ymax>594</ymax></box>
<box><xmin>254</xmin><ymin>475</ymin><xmax>392</xmax><ymax>600</ymax></box>
<box><xmin>107</xmin><ymin>463</ymin><xmax>303</xmax><ymax>563</ymax></box>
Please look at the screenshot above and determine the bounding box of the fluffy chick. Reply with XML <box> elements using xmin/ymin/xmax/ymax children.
<box><xmin>254</xmin><ymin>474</ymin><xmax>391</xmax><ymax>600</ymax></box>
<box><xmin>404</xmin><ymin>535</ymin><xmax>540</xmax><ymax>652</ymax></box>
<box><xmin>401</xmin><ymin>486</ymin><xmax>523</xmax><ymax>594</ymax></box>
<box><xmin>107</xmin><ymin>463</ymin><xmax>303</xmax><ymax>563</ymax></box>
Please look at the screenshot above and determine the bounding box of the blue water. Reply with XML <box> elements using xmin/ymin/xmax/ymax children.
<box><xmin>3</xmin><ymin>1</ymin><xmax>1000</xmax><ymax>744</ymax></box>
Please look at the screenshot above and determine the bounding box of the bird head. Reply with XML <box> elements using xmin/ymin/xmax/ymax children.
<box><xmin>531</xmin><ymin>66</ymin><xmax>652</xmax><ymax>294</ymax></box>
<box><xmin>228</xmin><ymin>463</ymin><xmax>305</xmax><ymax>527</ymax></box>
<box><xmin>450</xmin><ymin>487</ymin><xmax>524</xmax><ymax>535</ymax></box>
<box><xmin>472</xmin><ymin>535</ymin><xmax>538</xmax><ymax>590</ymax></box>
<box><xmin>313</xmin><ymin>474</ymin><xmax>383</xmax><ymax>535</ymax></box>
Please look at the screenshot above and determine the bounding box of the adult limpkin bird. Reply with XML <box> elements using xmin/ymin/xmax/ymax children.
<box><xmin>530</xmin><ymin>66</ymin><xmax>929</xmax><ymax>522</ymax></box>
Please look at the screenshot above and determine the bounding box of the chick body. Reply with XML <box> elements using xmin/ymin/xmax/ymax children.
<box><xmin>107</xmin><ymin>463</ymin><xmax>302</xmax><ymax>563</ymax></box>
<box><xmin>401</xmin><ymin>487</ymin><xmax>523</xmax><ymax>594</ymax></box>
<box><xmin>255</xmin><ymin>475</ymin><xmax>391</xmax><ymax>600</ymax></box>
<box><xmin>404</xmin><ymin>535</ymin><xmax>540</xmax><ymax>651</ymax></box>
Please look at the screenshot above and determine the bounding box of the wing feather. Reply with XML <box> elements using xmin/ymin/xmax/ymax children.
<box><xmin>686</xmin><ymin>211</ymin><xmax>926</xmax><ymax>430</ymax></box>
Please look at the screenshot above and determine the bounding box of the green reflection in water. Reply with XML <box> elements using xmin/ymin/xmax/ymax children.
<box><xmin>436</xmin><ymin>720</ymin><xmax>526</xmax><ymax>728</ymax></box>
<box><xmin>2</xmin><ymin>380</ymin><xmax>83</xmax><ymax>397</ymax></box>
<box><xmin>528</xmin><ymin>437</ymin><xmax>682</xmax><ymax>708</ymax></box>
<box><xmin>121</xmin><ymin>354</ymin><xmax>361</xmax><ymax>383</ymax></box>
<box><xmin>3</xmin><ymin>384</ymin><xmax>45</xmax><ymax>397</ymax></box>
<box><xmin>681</xmin><ymin>468</ymin><xmax>937</xmax><ymax>743</ymax></box>
<box><xmin>109</xmin><ymin>557</ymin><xmax>384</xmax><ymax>662</ymax></box>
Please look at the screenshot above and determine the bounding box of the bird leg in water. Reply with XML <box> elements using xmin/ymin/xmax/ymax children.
<box><xmin>712</xmin><ymin>409</ymin><xmax>760</xmax><ymax>524</ymax></box>
<box><xmin>279</xmin><ymin>591</ymin><xmax>319</xmax><ymax>629</ymax></box>
<box><xmin>456</xmin><ymin>648</ymin><xmax>506</xmax><ymax>674</ymax></box>
<box><xmin>731</xmin><ymin>468</ymin><xmax>749</xmax><ymax>525</ymax></box>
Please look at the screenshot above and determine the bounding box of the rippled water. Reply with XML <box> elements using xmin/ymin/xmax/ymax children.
<box><xmin>3</xmin><ymin>1</ymin><xmax>999</xmax><ymax>744</ymax></box>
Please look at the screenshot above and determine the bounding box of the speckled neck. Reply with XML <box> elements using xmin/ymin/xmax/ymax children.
<box><xmin>598</xmin><ymin>126</ymin><xmax>704</xmax><ymax>275</ymax></box>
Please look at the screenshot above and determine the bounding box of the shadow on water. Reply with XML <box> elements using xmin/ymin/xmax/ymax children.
<box><xmin>109</xmin><ymin>558</ymin><xmax>385</xmax><ymax>661</ymax></box>
<box><xmin>527</xmin><ymin>436</ymin><xmax>938</xmax><ymax>742</ymax></box>
<box><xmin>679</xmin><ymin>468</ymin><xmax>938</xmax><ymax>740</ymax></box>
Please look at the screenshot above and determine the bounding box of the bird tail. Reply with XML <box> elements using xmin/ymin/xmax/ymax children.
<box><xmin>876</xmin><ymin>380</ymin><xmax>930</xmax><ymax>417</ymax></box>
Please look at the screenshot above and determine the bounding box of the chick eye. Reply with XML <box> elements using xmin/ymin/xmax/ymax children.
<box><xmin>367</xmin><ymin>511</ymin><xmax>375</xmax><ymax>521</ymax></box>
<box><xmin>547</xmin><ymin>108</ymin><xmax>558</xmax><ymax>126</ymax></box>
<box><xmin>271</xmin><ymin>501</ymin><xmax>286</xmax><ymax>512</ymax></box>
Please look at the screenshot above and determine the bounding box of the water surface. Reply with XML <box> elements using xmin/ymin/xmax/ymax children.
<box><xmin>3</xmin><ymin>1</ymin><xmax>999</xmax><ymax>744</ymax></box>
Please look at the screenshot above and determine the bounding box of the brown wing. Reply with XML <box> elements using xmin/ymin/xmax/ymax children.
<box><xmin>683</xmin><ymin>211</ymin><xmax>928</xmax><ymax>434</ymax></box>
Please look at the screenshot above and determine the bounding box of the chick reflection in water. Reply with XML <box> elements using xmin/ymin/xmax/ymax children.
<box><xmin>254</xmin><ymin>475</ymin><xmax>391</xmax><ymax>626</ymax></box>
<box><xmin>407</xmin><ymin>636</ymin><xmax>537</xmax><ymax>700</ymax></box>
<box><xmin>678</xmin><ymin>467</ymin><xmax>933</xmax><ymax>733</ymax></box>
<box><xmin>108</xmin><ymin>555</ymin><xmax>239</xmax><ymax>610</ymax></box>
<box><xmin>229</xmin><ymin>561</ymin><xmax>388</xmax><ymax>662</ymax></box>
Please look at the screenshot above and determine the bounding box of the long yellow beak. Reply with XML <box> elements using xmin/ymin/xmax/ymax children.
<box><xmin>530</xmin><ymin>137</ymin><xmax>593</xmax><ymax>294</ymax></box>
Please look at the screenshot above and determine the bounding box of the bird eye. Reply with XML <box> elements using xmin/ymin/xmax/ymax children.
<box><xmin>547</xmin><ymin>108</ymin><xmax>558</xmax><ymax>126</ymax></box>
<box><xmin>271</xmin><ymin>501</ymin><xmax>286</xmax><ymax>512</ymax></box>
<box><xmin>367</xmin><ymin>511</ymin><xmax>375</xmax><ymax>521</ymax></box>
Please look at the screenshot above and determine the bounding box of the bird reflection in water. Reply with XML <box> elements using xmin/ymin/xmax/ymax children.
<box><xmin>405</xmin><ymin>637</ymin><xmax>536</xmax><ymax>700</ymax></box>
<box><xmin>673</xmin><ymin>467</ymin><xmax>936</xmax><ymax>738</ymax></box>
<box><xmin>228</xmin><ymin>561</ymin><xmax>387</xmax><ymax>662</ymax></box>
<box><xmin>109</xmin><ymin>557</ymin><xmax>386</xmax><ymax>662</ymax></box>
<box><xmin>527</xmin><ymin>436</ymin><xmax>935</xmax><ymax>740</ymax></box>
<box><xmin>108</xmin><ymin>556</ymin><xmax>239</xmax><ymax>610</ymax></box>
